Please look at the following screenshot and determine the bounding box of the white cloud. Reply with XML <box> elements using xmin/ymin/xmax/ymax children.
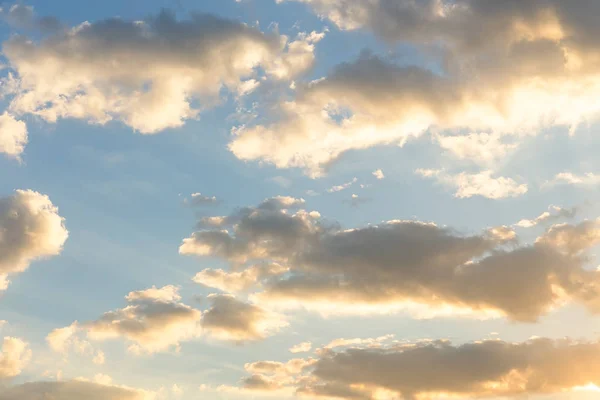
<box><xmin>548</xmin><ymin>172</ymin><xmax>600</xmax><ymax>186</ymax></box>
<box><xmin>2</xmin><ymin>9</ymin><xmax>321</xmax><ymax>135</ymax></box>
<box><xmin>193</xmin><ymin>263</ymin><xmax>288</xmax><ymax>293</ymax></box>
<box><xmin>416</xmin><ymin>169</ymin><xmax>528</xmax><ymax>199</ymax></box>
<box><xmin>185</xmin><ymin>193</ymin><xmax>218</xmax><ymax>206</ymax></box>
<box><xmin>289</xmin><ymin>341</ymin><xmax>312</xmax><ymax>353</ymax></box>
<box><xmin>0</xmin><ymin>337</ymin><xmax>31</xmax><ymax>379</ymax></box>
<box><xmin>0</xmin><ymin>112</ymin><xmax>27</xmax><ymax>159</ymax></box>
<box><xmin>516</xmin><ymin>205</ymin><xmax>577</xmax><ymax>228</ymax></box>
<box><xmin>436</xmin><ymin>132</ymin><xmax>518</xmax><ymax>164</ymax></box>
<box><xmin>372</xmin><ymin>169</ymin><xmax>384</xmax><ymax>180</ymax></box>
<box><xmin>0</xmin><ymin>190</ymin><xmax>68</xmax><ymax>287</ymax></box>
<box><xmin>232</xmin><ymin>0</ymin><xmax>600</xmax><ymax>175</ymax></box>
<box><xmin>327</xmin><ymin>177</ymin><xmax>357</xmax><ymax>193</ymax></box>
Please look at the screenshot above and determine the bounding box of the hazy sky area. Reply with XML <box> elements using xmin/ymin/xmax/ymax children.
<box><xmin>2</xmin><ymin>0</ymin><xmax>600</xmax><ymax>399</ymax></box>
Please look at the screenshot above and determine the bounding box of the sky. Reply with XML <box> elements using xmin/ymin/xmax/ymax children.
<box><xmin>1</xmin><ymin>0</ymin><xmax>600</xmax><ymax>399</ymax></box>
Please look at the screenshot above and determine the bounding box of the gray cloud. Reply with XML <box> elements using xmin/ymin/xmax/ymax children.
<box><xmin>0</xmin><ymin>380</ymin><xmax>152</xmax><ymax>400</ymax></box>
<box><xmin>201</xmin><ymin>294</ymin><xmax>287</xmax><ymax>342</ymax></box>
<box><xmin>306</xmin><ymin>338</ymin><xmax>600</xmax><ymax>399</ymax></box>
<box><xmin>235</xmin><ymin>336</ymin><xmax>600</xmax><ymax>399</ymax></box>
<box><xmin>181</xmin><ymin>199</ymin><xmax>600</xmax><ymax>320</ymax></box>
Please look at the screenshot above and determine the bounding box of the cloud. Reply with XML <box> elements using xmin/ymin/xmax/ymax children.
<box><xmin>548</xmin><ymin>172</ymin><xmax>600</xmax><ymax>186</ymax></box>
<box><xmin>0</xmin><ymin>337</ymin><xmax>31</xmax><ymax>379</ymax></box>
<box><xmin>322</xmin><ymin>335</ymin><xmax>394</xmax><ymax>351</ymax></box>
<box><xmin>415</xmin><ymin>169</ymin><xmax>528</xmax><ymax>199</ymax></box>
<box><xmin>290</xmin><ymin>341</ymin><xmax>312</xmax><ymax>354</ymax></box>
<box><xmin>302</xmin><ymin>338</ymin><xmax>600</xmax><ymax>399</ymax></box>
<box><xmin>193</xmin><ymin>263</ymin><xmax>288</xmax><ymax>293</ymax></box>
<box><xmin>0</xmin><ymin>190</ymin><xmax>68</xmax><ymax>287</ymax></box>
<box><xmin>47</xmin><ymin>322</ymin><xmax>89</xmax><ymax>354</ymax></box>
<box><xmin>1</xmin><ymin>8</ymin><xmax>320</xmax><ymax>135</ymax></box>
<box><xmin>436</xmin><ymin>132</ymin><xmax>518</xmax><ymax>164</ymax></box>
<box><xmin>233</xmin><ymin>336</ymin><xmax>600</xmax><ymax>399</ymax></box>
<box><xmin>516</xmin><ymin>205</ymin><xmax>578</xmax><ymax>228</ymax></box>
<box><xmin>52</xmin><ymin>286</ymin><xmax>202</xmax><ymax>354</ymax></box>
<box><xmin>201</xmin><ymin>294</ymin><xmax>287</xmax><ymax>342</ymax></box>
<box><xmin>185</xmin><ymin>193</ymin><xmax>218</xmax><ymax>207</ymax></box>
<box><xmin>328</xmin><ymin>177</ymin><xmax>357</xmax><ymax>193</ymax></box>
<box><xmin>372</xmin><ymin>169</ymin><xmax>384</xmax><ymax>180</ymax></box>
<box><xmin>0</xmin><ymin>380</ymin><xmax>153</xmax><ymax>400</ymax></box>
<box><xmin>181</xmin><ymin>198</ymin><xmax>600</xmax><ymax>321</ymax></box>
<box><xmin>0</xmin><ymin>112</ymin><xmax>27</xmax><ymax>159</ymax></box>
<box><xmin>232</xmin><ymin>0</ymin><xmax>600</xmax><ymax>175</ymax></box>
<box><xmin>180</xmin><ymin>196</ymin><xmax>319</xmax><ymax>264</ymax></box>
<box><xmin>0</xmin><ymin>4</ymin><xmax>61</xmax><ymax>32</ymax></box>
<box><xmin>536</xmin><ymin>220</ymin><xmax>600</xmax><ymax>255</ymax></box>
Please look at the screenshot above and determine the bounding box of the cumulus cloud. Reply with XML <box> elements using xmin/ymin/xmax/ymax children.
<box><xmin>51</xmin><ymin>286</ymin><xmax>202</xmax><ymax>354</ymax></box>
<box><xmin>0</xmin><ymin>190</ymin><xmax>68</xmax><ymax>288</ymax></box>
<box><xmin>0</xmin><ymin>380</ymin><xmax>153</xmax><ymax>400</ymax></box>
<box><xmin>0</xmin><ymin>112</ymin><xmax>27</xmax><ymax>159</ymax></box>
<box><xmin>1</xmin><ymin>8</ymin><xmax>321</xmax><ymax>135</ymax></box>
<box><xmin>372</xmin><ymin>169</ymin><xmax>384</xmax><ymax>180</ymax></box>
<box><xmin>52</xmin><ymin>285</ymin><xmax>287</xmax><ymax>351</ymax></box>
<box><xmin>304</xmin><ymin>338</ymin><xmax>600</xmax><ymax>399</ymax></box>
<box><xmin>201</xmin><ymin>294</ymin><xmax>287</xmax><ymax>342</ymax></box>
<box><xmin>289</xmin><ymin>341</ymin><xmax>312</xmax><ymax>354</ymax></box>
<box><xmin>537</xmin><ymin>220</ymin><xmax>600</xmax><ymax>255</ymax></box>
<box><xmin>415</xmin><ymin>169</ymin><xmax>528</xmax><ymax>199</ymax></box>
<box><xmin>180</xmin><ymin>196</ymin><xmax>319</xmax><ymax>264</ymax></box>
<box><xmin>85</xmin><ymin>285</ymin><xmax>202</xmax><ymax>354</ymax></box>
<box><xmin>232</xmin><ymin>0</ymin><xmax>600</xmax><ymax>174</ymax></box>
<box><xmin>233</xmin><ymin>336</ymin><xmax>600</xmax><ymax>399</ymax></box>
<box><xmin>181</xmin><ymin>198</ymin><xmax>600</xmax><ymax>321</ymax></box>
<box><xmin>0</xmin><ymin>337</ymin><xmax>31</xmax><ymax>379</ymax></box>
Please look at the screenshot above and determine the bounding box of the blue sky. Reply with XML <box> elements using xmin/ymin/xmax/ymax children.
<box><xmin>1</xmin><ymin>1</ymin><xmax>600</xmax><ymax>399</ymax></box>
